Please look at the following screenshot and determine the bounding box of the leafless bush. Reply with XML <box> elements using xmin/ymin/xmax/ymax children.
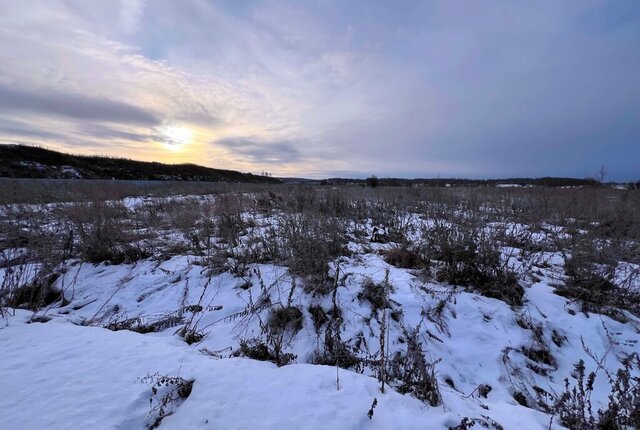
<box><xmin>448</xmin><ymin>416</ymin><xmax>504</xmax><ymax>430</ymax></box>
<box><xmin>165</xmin><ymin>197</ymin><xmax>204</xmax><ymax>233</ymax></box>
<box><xmin>6</xmin><ymin>271</ymin><xmax>62</xmax><ymax>311</ymax></box>
<box><xmin>105</xmin><ymin>314</ymin><xmax>183</xmax><ymax>334</ymax></box>
<box><xmin>267</xmin><ymin>306</ymin><xmax>304</xmax><ymax>335</ymax></box>
<box><xmin>214</xmin><ymin>194</ymin><xmax>247</xmax><ymax>246</ymax></box>
<box><xmin>312</xmin><ymin>315</ymin><xmax>360</xmax><ymax>370</ymax></box>
<box><xmin>236</xmin><ymin>338</ymin><xmax>277</xmax><ymax>361</ymax></box>
<box><xmin>383</xmin><ymin>244</ymin><xmax>427</xmax><ymax>270</ymax></box>
<box><xmin>65</xmin><ymin>201</ymin><xmax>150</xmax><ymax>264</ymax></box>
<box><xmin>140</xmin><ymin>373</ymin><xmax>194</xmax><ymax>429</ymax></box>
<box><xmin>277</xmin><ymin>213</ymin><xmax>346</xmax><ymax>294</ymax></box>
<box><xmin>535</xmin><ymin>355</ymin><xmax>640</xmax><ymax>429</ymax></box>
<box><xmin>425</xmin><ymin>221</ymin><xmax>524</xmax><ymax>306</ymax></box>
<box><xmin>358</xmin><ymin>278</ymin><xmax>395</xmax><ymax>315</ymax></box>
<box><xmin>557</xmin><ymin>231</ymin><xmax>640</xmax><ymax>316</ymax></box>
<box><xmin>308</xmin><ymin>304</ymin><xmax>329</xmax><ymax>333</ymax></box>
<box><xmin>177</xmin><ymin>299</ymin><xmax>222</xmax><ymax>345</ymax></box>
<box><xmin>0</xmin><ymin>205</ymin><xmax>68</xmax><ymax>314</ymax></box>
<box><xmin>235</xmin><ymin>337</ymin><xmax>296</xmax><ymax>367</ymax></box>
<box><xmin>386</xmin><ymin>327</ymin><xmax>441</xmax><ymax>406</ymax></box>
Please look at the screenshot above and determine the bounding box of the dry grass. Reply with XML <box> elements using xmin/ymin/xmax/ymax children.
<box><xmin>1</xmin><ymin>182</ymin><xmax>638</xmax><ymax>314</ymax></box>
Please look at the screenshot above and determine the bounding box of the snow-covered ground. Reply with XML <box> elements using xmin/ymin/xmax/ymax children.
<box><xmin>1</xmin><ymin>193</ymin><xmax>639</xmax><ymax>429</ymax></box>
<box><xmin>2</xmin><ymin>314</ymin><xmax>457</xmax><ymax>429</ymax></box>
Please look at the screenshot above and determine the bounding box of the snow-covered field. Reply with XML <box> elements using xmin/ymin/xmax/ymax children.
<box><xmin>1</xmin><ymin>188</ymin><xmax>639</xmax><ymax>429</ymax></box>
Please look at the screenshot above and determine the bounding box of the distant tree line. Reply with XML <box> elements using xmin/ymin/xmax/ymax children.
<box><xmin>352</xmin><ymin>176</ymin><xmax>606</xmax><ymax>188</ymax></box>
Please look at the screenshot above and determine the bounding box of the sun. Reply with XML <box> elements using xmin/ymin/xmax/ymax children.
<box><xmin>158</xmin><ymin>125</ymin><xmax>193</xmax><ymax>151</ymax></box>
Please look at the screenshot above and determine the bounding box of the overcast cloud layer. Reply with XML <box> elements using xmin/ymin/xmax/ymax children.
<box><xmin>0</xmin><ymin>1</ymin><xmax>638</xmax><ymax>180</ymax></box>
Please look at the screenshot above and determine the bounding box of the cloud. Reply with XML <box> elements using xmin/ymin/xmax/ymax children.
<box><xmin>118</xmin><ymin>0</ymin><xmax>145</xmax><ymax>35</ymax></box>
<box><xmin>0</xmin><ymin>85</ymin><xmax>159</xmax><ymax>125</ymax></box>
<box><xmin>74</xmin><ymin>123</ymin><xmax>154</xmax><ymax>142</ymax></box>
<box><xmin>0</xmin><ymin>118</ymin><xmax>64</xmax><ymax>140</ymax></box>
<box><xmin>214</xmin><ymin>137</ymin><xmax>301</xmax><ymax>164</ymax></box>
<box><xmin>0</xmin><ymin>1</ymin><xmax>638</xmax><ymax>180</ymax></box>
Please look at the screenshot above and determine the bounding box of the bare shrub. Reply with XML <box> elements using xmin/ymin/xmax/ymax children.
<box><xmin>358</xmin><ymin>278</ymin><xmax>394</xmax><ymax>314</ymax></box>
<box><xmin>0</xmin><ymin>205</ymin><xmax>68</xmax><ymax>314</ymax></box>
<box><xmin>317</xmin><ymin>188</ymin><xmax>352</xmax><ymax>217</ymax></box>
<box><xmin>312</xmin><ymin>316</ymin><xmax>360</xmax><ymax>370</ymax></box>
<box><xmin>235</xmin><ymin>337</ymin><xmax>296</xmax><ymax>367</ymax></box>
<box><xmin>383</xmin><ymin>244</ymin><xmax>426</xmax><ymax>270</ymax></box>
<box><xmin>8</xmin><ymin>271</ymin><xmax>61</xmax><ymax>310</ymax></box>
<box><xmin>560</xmin><ymin>259</ymin><xmax>617</xmax><ymax>308</ymax></box>
<box><xmin>66</xmin><ymin>201</ymin><xmax>149</xmax><ymax>264</ymax></box>
<box><xmin>140</xmin><ymin>373</ymin><xmax>194</xmax><ymax>429</ymax></box>
<box><xmin>516</xmin><ymin>314</ymin><xmax>557</xmax><ymax>375</ymax></box>
<box><xmin>278</xmin><ymin>213</ymin><xmax>346</xmax><ymax>294</ymax></box>
<box><xmin>214</xmin><ymin>194</ymin><xmax>247</xmax><ymax>246</ymax></box>
<box><xmin>267</xmin><ymin>306</ymin><xmax>304</xmax><ymax>335</ymax></box>
<box><xmin>233</xmin><ymin>302</ymin><xmax>302</xmax><ymax>367</ymax></box>
<box><xmin>598</xmin><ymin>355</ymin><xmax>640</xmax><ymax>428</ymax></box>
<box><xmin>308</xmin><ymin>304</ymin><xmax>328</xmax><ymax>333</ymax></box>
<box><xmin>177</xmin><ymin>301</ymin><xmax>222</xmax><ymax>345</ymax></box>
<box><xmin>427</xmin><ymin>222</ymin><xmax>524</xmax><ymax>306</ymax></box>
<box><xmin>533</xmin><ymin>355</ymin><xmax>640</xmax><ymax>429</ymax></box>
<box><xmin>236</xmin><ymin>338</ymin><xmax>275</xmax><ymax>361</ymax></box>
<box><xmin>105</xmin><ymin>314</ymin><xmax>183</xmax><ymax>334</ymax></box>
<box><xmin>448</xmin><ymin>416</ymin><xmax>504</xmax><ymax>430</ymax></box>
<box><xmin>557</xmin><ymin>232</ymin><xmax>640</xmax><ymax>316</ymax></box>
<box><xmin>387</xmin><ymin>327</ymin><xmax>441</xmax><ymax>406</ymax></box>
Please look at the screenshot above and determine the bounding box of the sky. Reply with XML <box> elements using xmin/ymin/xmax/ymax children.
<box><xmin>0</xmin><ymin>1</ymin><xmax>638</xmax><ymax>180</ymax></box>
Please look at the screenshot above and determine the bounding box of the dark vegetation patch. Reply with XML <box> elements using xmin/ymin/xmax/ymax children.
<box><xmin>235</xmin><ymin>338</ymin><xmax>296</xmax><ymax>367</ymax></box>
<box><xmin>236</xmin><ymin>338</ymin><xmax>274</xmax><ymax>362</ymax></box>
<box><xmin>387</xmin><ymin>328</ymin><xmax>441</xmax><ymax>406</ymax></box>
<box><xmin>278</xmin><ymin>213</ymin><xmax>346</xmax><ymax>294</ymax></box>
<box><xmin>534</xmin><ymin>357</ymin><xmax>640</xmax><ymax>429</ymax></box>
<box><xmin>312</xmin><ymin>319</ymin><xmax>360</xmax><ymax>370</ymax></box>
<box><xmin>140</xmin><ymin>373</ymin><xmax>194</xmax><ymax>429</ymax></box>
<box><xmin>357</xmin><ymin>279</ymin><xmax>394</xmax><ymax>313</ymax></box>
<box><xmin>556</xmin><ymin>233</ymin><xmax>640</xmax><ymax>316</ymax></box>
<box><xmin>383</xmin><ymin>245</ymin><xmax>426</xmax><ymax>269</ymax></box>
<box><xmin>428</xmin><ymin>225</ymin><xmax>524</xmax><ymax>306</ymax></box>
<box><xmin>308</xmin><ymin>304</ymin><xmax>329</xmax><ymax>333</ymax></box>
<box><xmin>7</xmin><ymin>272</ymin><xmax>61</xmax><ymax>310</ymax></box>
<box><xmin>267</xmin><ymin>306</ymin><xmax>304</xmax><ymax>335</ymax></box>
<box><xmin>105</xmin><ymin>315</ymin><xmax>183</xmax><ymax>334</ymax></box>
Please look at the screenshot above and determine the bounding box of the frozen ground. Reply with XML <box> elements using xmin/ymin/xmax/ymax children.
<box><xmin>1</xmin><ymin>193</ymin><xmax>639</xmax><ymax>429</ymax></box>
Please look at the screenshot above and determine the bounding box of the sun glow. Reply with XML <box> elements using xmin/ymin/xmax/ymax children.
<box><xmin>158</xmin><ymin>125</ymin><xmax>193</xmax><ymax>151</ymax></box>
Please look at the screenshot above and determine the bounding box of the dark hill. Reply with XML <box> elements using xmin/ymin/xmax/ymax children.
<box><xmin>0</xmin><ymin>144</ymin><xmax>281</xmax><ymax>183</ymax></box>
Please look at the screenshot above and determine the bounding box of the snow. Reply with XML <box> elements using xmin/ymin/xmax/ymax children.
<box><xmin>3</xmin><ymin>252</ymin><xmax>636</xmax><ymax>429</ymax></box>
<box><xmin>0</xmin><ymin>313</ymin><xmax>472</xmax><ymax>430</ymax></box>
<box><xmin>1</xmin><ymin>194</ymin><xmax>639</xmax><ymax>429</ymax></box>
